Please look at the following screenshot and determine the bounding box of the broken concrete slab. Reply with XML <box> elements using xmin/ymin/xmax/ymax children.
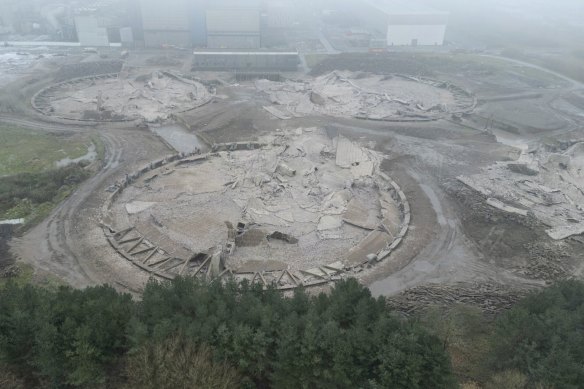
<box><xmin>346</xmin><ymin>230</ymin><xmax>392</xmax><ymax>266</ymax></box>
<box><xmin>335</xmin><ymin>136</ymin><xmax>370</xmax><ymax>168</ymax></box>
<box><xmin>276</xmin><ymin>162</ymin><xmax>296</xmax><ymax>177</ymax></box>
<box><xmin>508</xmin><ymin>162</ymin><xmax>539</xmax><ymax>176</ymax></box>
<box><xmin>267</xmin><ymin>231</ymin><xmax>299</xmax><ymax>244</ymax></box>
<box><xmin>263</xmin><ymin>105</ymin><xmax>291</xmax><ymax>120</ymax></box>
<box><xmin>546</xmin><ymin>224</ymin><xmax>584</xmax><ymax>240</ymax></box>
<box><xmin>318</xmin><ymin>215</ymin><xmax>343</xmax><ymax>231</ymax></box>
<box><xmin>125</xmin><ymin>201</ymin><xmax>157</xmax><ymax>214</ymax></box>
<box><xmin>343</xmin><ymin>198</ymin><xmax>379</xmax><ymax>230</ymax></box>
<box><xmin>486</xmin><ymin>198</ymin><xmax>529</xmax><ymax>216</ymax></box>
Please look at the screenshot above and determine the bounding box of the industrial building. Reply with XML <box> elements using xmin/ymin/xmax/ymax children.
<box><xmin>266</xmin><ymin>1</ymin><xmax>298</xmax><ymax>29</ymax></box>
<box><xmin>73</xmin><ymin>1</ymin><xmax>137</xmax><ymax>47</ymax></box>
<box><xmin>138</xmin><ymin>0</ymin><xmax>192</xmax><ymax>48</ymax></box>
<box><xmin>136</xmin><ymin>0</ymin><xmax>262</xmax><ymax>49</ymax></box>
<box><xmin>192</xmin><ymin>51</ymin><xmax>299</xmax><ymax>71</ymax></box>
<box><xmin>206</xmin><ymin>0</ymin><xmax>261</xmax><ymax>49</ymax></box>
<box><xmin>355</xmin><ymin>0</ymin><xmax>449</xmax><ymax>46</ymax></box>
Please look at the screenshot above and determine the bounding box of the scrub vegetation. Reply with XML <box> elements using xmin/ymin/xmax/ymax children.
<box><xmin>0</xmin><ymin>127</ymin><xmax>99</xmax><ymax>228</ymax></box>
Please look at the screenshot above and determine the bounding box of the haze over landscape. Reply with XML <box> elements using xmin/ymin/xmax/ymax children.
<box><xmin>0</xmin><ymin>1</ymin><xmax>583</xmax><ymax>388</ymax></box>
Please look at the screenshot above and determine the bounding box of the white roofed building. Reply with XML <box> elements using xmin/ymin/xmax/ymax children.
<box><xmin>356</xmin><ymin>0</ymin><xmax>449</xmax><ymax>46</ymax></box>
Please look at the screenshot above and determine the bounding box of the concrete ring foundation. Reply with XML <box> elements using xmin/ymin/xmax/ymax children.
<box><xmin>32</xmin><ymin>70</ymin><xmax>214</xmax><ymax>123</ymax></box>
<box><xmin>100</xmin><ymin>128</ymin><xmax>411</xmax><ymax>289</ymax></box>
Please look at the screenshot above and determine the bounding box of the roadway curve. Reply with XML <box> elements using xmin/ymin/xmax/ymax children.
<box><xmin>4</xmin><ymin>114</ymin><xmax>173</xmax><ymax>288</ymax></box>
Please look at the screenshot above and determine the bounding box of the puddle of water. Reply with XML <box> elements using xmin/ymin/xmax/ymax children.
<box><xmin>56</xmin><ymin>143</ymin><xmax>97</xmax><ymax>168</ymax></box>
<box><xmin>151</xmin><ymin>124</ymin><xmax>207</xmax><ymax>154</ymax></box>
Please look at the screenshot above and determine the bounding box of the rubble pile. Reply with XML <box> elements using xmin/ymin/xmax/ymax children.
<box><xmin>106</xmin><ymin>129</ymin><xmax>408</xmax><ymax>286</ymax></box>
<box><xmin>257</xmin><ymin>71</ymin><xmax>474</xmax><ymax>121</ymax></box>
<box><xmin>387</xmin><ymin>283</ymin><xmax>528</xmax><ymax>315</ymax></box>
<box><xmin>34</xmin><ymin>70</ymin><xmax>212</xmax><ymax>122</ymax></box>
<box><xmin>458</xmin><ymin>140</ymin><xmax>584</xmax><ymax>240</ymax></box>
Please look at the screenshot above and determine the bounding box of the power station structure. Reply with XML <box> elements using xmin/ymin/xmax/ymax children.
<box><xmin>355</xmin><ymin>0</ymin><xmax>449</xmax><ymax>46</ymax></box>
<box><xmin>137</xmin><ymin>0</ymin><xmax>261</xmax><ymax>49</ymax></box>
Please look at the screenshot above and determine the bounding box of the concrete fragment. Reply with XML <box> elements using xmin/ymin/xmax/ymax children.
<box><xmin>263</xmin><ymin>105</ymin><xmax>291</xmax><ymax>120</ymax></box>
<box><xmin>267</xmin><ymin>231</ymin><xmax>299</xmax><ymax>244</ymax></box>
<box><xmin>508</xmin><ymin>163</ymin><xmax>539</xmax><ymax>176</ymax></box>
<box><xmin>125</xmin><ymin>201</ymin><xmax>157</xmax><ymax>214</ymax></box>
<box><xmin>310</xmin><ymin>91</ymin><xmax>326</xmax><ymax>106</ymax></box>
<box><xmin>343</xmin><ymin>198</ymin><xmax>379</xmax><ymax>230</ymax></box>
<box><xmin>335</xmin><ymin>136</ymin><xmax>370</xmax><ymax>168</ymax></box>
<box><xmin>350</xmin><ymin>161</ymin><xmax>374</xmax><ymax>178</ymax></box>
<box><xmin>486</xmin><ymin>198</ymin><xmax>529</xmax><ymax>216</ymax></box>
<box><xmin>276</xmin><ymin>162</ymin><xmax>296</xmax><ymax>177</ymax></box>
<box><xmin>546</xmin><ymin>224</ymin><xmax>584</xmax><ymax>240</ymax></box>
<box><xmin>317</xmin><ymin>215</ymin><xmax>343</xmax><ymax>231</ymax></box>
<box><xmin>208</xmin><ymin>251</ymin><xmax>225</xmax><ymax>279</ymax></box>
<box><xmin>346</xmin><ymin>230</ymin><xmax>392</xmax><ymax>266</ymax></box>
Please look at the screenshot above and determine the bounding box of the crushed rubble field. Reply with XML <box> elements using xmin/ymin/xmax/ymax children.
<box><xmin>34</xmin><ymin>70</ymin><xmax>212</xmax><ymax>122</ymax></box>
<box><xmin>257</xmin><ymin>71</ymin><xmax>474</xmax><ymax>121</ymax></box>
<box><xmin>105</xmin><ymin>128</ymin><xmax>407</xmax><ymax>287</ymax></box>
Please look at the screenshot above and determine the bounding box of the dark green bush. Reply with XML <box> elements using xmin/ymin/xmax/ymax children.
<box><xmin>489</xmin><ymin>281</ymin><xmax>584</xmax><ymax>389</ymax></box>
<box><xmin>0</xmin><ymin>278</ymin><xmax>456</xmax><ymax>388</ymax></box>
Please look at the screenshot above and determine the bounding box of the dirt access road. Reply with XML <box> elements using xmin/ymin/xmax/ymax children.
<box><xmin>2</xmin><ymin>113</ymin><xmax>172</xmax><ymax>289</ymax></box>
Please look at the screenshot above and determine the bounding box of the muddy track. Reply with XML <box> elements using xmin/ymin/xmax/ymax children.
<box><xmin>9</xmin><ymin>130</ymin><xmax>124</xmax><ymax>287</ymax></box>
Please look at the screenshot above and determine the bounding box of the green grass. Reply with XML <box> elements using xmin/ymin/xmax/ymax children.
<box><xmin>0</xmin><ymin>262</ymin><xmax>65</xmax><ymax>291</ymax></box>
<box><xmin>91</xmin><ymin>134</ymin><xmax>106</xmax><ymax>163</ymax></box>
<box><xmin>0</xmin><ymin>126</ymin><xmax>91</xmax><ymax>176</ymax></box>
<box><xmin>0</xmin><ymin>263</ymin><xmax>34</xmax><ymax>289</ymax></box>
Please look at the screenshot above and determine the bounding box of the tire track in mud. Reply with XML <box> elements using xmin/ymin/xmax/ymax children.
<box><xmin>6</xmin><ymin>122</ymin><xmax>127</xmax><ymax>287</ymax></box>
<box><xmin>369</xmin><ymin>166</ymin><xmax>543</xmax><ymax>297</ymax></box>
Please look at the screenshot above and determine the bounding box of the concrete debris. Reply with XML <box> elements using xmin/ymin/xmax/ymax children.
<box><xmin>387</xmin><ymin>283</ymin><xmax>527</xmax><ymax>315</ymax></box>
<box><xmin>317</xmin><ymin>215</ymin><xmax>343</xmax><ymax>231</ymax></box>
<box><xmin>310</xmin><ymin>91</ymin><xmax>326</xmax><ymax>106</ymax></box>
<box><xmin>458</xmin><ymin>141</ymin><xmax>584</xmax><ymax>240</ymax></box>
<box><xmin>267</xmin><ymin>231</ymin><xmax>299</xmax><ymax>244</ymax></box>
<box><xmin>336</xmin><ymin>135</ymin><xmax>371</xmax><ymax>168</ymax></box>
<box><xmin>208</xmin><ymin>250</ymin><xmax>224</xmax><ymax>279</ymax></box>
<box><xmin>546</xmin><ymin>225</ymin><xmax>584</xmax><ymax>241</ymax></box>
<box><xmin>125</xmin><ymin>201</ymin><xmax>157</xmax><ymax>215</ymax></box>
<box><xmin>263</xmin><ymin>105</ymin><xmax>291</xmax><ymax>120</ymax></box>
<box><xmin>109</xmin><ymin>128</ymin><xmax>404</xmax><ymax>274</ymax></box>
<box><xmin>37</xmin><ymin>70</ymin><xmax>212</xmax><ymax>122</ymax></box>
<box><xmin>343</xmin><ymin>198</ymin><xmax>379</xmax><ymax>230</ymax></box>
<box><xmin>276</xmin><ymin>162</ymin><xmax>296</xmax><ymax>177</ymax></box>
<box><xmin>346</xmin><ymin>230</ymin><xmax>392</xmax><ymax>266</ymax></box>
<box><xmin>508</xmin><ymin>162</ymin><xmax>539</xmax><ymax>176</ymax></box>
<box><xmin>256</xmin><ymin>71</ymin><xmax>474</xmax><ymax>121</ymax></box>
<box><xmin>486</xmin><ymin>198</ymin><xmax>528</xmax><ymax>217</ymax></box>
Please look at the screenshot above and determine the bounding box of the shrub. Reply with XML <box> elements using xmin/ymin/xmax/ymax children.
<box><xmin>489</xmin><ymin>281</ymin><xmax>584</xmax><ymax>389</ymax></box>
<box><xmin>124</xmin><ymin>336</ymin><xmax>239</xmax><ymax>389</ymax></box>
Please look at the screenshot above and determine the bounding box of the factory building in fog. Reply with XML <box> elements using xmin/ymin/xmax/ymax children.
<box><xmin>206</xmin><ymin>1</ymin><xmax>261</xmax><ymax>49</ymax></box>
<box><xmin>138</xmin><ymin>0</ymin><xmax>193</xmax><ymax>48</ymax></box>
<box><xmin>357</xmin><ymin>0</ymin><xmax>449</xmax><ymax>46</ymax></box>
<box><xmin>137</xmin><ymin>0</ymin><xmax>260</xmax><ymax>49</ymax></box>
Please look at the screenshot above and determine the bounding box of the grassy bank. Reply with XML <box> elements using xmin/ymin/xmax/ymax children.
<box><xmin>0</xmin><ymin>125</ymin><xmax>98</xmax><ymax>229</ymax></box>
<box><xmin>0</xmin><ymin>126</ymin><xmax>92</xmax><ymax>176</ymax></box>
<box><xmin>0</xmin><ymin>125</ymin><xmax>102</xmax><ymax>284</ymax></box>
